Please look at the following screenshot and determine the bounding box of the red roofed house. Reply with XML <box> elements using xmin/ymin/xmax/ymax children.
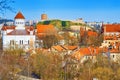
<box><xmin>36</xmin><ymin>24</ymin><xmax>57</xmax><ymax>48</ymax></box>
<box><xmin>101</xmin><ymin>24</ymin><xmax>120</xmax><ymax>48</ymax></box>
<box><xmin>1</xmin><ymin>11</ymin><xmax>35</xmax><ymax>49</ymax></box>
<box><xmin>100</xmin><ymin>24</ymin><xmax>120</xmax><ymax>62</ymax></box>
<box><xmin>80</xmin><ymin>27</ymin><xmax>98</xmax><ymax>45</ymax></box>
<box><xmin>36</xmin><ymin>24</ymin><xmax>56</xmax><ymax>37</ymax></box>
<box><xmin>71</xmin><ymin>46</ymin><xmax>100</xmax><ymax>63</ymax></box>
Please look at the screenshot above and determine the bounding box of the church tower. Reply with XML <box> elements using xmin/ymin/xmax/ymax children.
<box><xmin>14</xmin><ymin>11</ymin><xmax>25</xmax><ymax>29</ymax></box>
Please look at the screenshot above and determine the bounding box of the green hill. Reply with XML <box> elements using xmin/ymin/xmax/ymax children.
<box><xmin>38</xmin><ymin>19</ymin><xmax>89</xmax><ymax>30</ymax></box>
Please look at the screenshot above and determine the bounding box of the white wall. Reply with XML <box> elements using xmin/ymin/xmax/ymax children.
<box><xmin>14</xmin><ymin>19</ymin><xmax>25</xmax><ymax>29</ymax></box>
<box><xmin>3</xmin><ymin>35</ymin><xmax>35</xmax><ymax>49</ymax></box>
<box><xmin>7</xmin><ymin>29</ymin><xmax>14</xmax><ymax>33</ymax></box>
<box><xmin>110</xmin><ymin>53</ymin><xmax>120</xmax><ymax>62</ymax></box>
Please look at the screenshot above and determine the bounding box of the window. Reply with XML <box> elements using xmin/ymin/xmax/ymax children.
<box><xmin>10</xmin><ymin>40</ymin><xmax>15</xmax><ymax>45</ymax></box>
<box><xmin>20</xmin><ymin>40</ymin><xmax>21</xmax><ymax>45</ymax></box>
<box><xmin>20</xmin><ymin>40</ymin><xmax>23</xmax><ymax>45</ymax></box>
<box><xmin>113</xmin><ymin>55</ymin><xmax>115</xmax><ymax>58</ymax></box>
<box><xmin>28</xmin><ymin>40</ymin><xmax>29</xmax><ymax>44</ymax></box>
<box><xmin>10</xmin><ymin>40</ymin><xmax>12</xmax><ymax>45</ymax></box>
<box><xmin>22</xmin><ymin>40</ymin><xmax>23</xmax><ymax>44</ymax></box>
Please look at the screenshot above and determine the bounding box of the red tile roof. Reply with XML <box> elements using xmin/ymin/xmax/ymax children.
<box><xmin>52</xmin><ymin>45</ymin><xmax>66</xmax><ymax>52</ymax></box>
<box><xmin>52</xmin><ymin>45</ymin><xmax>78</xmax><ymax>52</ymax></box>
<box><xmin>63</xmin><ymin>45</ymin><xmax>78</xmax><ymax>50</ymax></box>
<box><xmin>71</xmin><ymin>47</ymin><xmax>100</xmax><ymax>60</ymax></box>
<box><xmin>37</xmin><ymin>24</ymin><xmax>55</xmax><ymax>33</ymax></box>
<box><xmin>37</xmin><ymin>24</ymin><xmax>56</xmax><ymax>38</ymax></box>
<box><xmin>1</xmin><ymin>26</ymin><xmax>7</xmax><ymax>31</ymax></box>
<box><xmin>80</xmin><ymin>27</ymin><xmax>98</xmax><ymax>37</ymax></box>
<box><xmin>104</xmin><ymin>24</ymin><xmax>120</xmax><ymax>32</ymax></box>
<box><xmin>87</xmin><ymin>30</ymin><xmax>98</xmax><ymax>37</ymax></box>
<box><xmin>1</xmin><ymin>26</ymin><xmax>15</xmax><ymax>30</ymax></box>
<box><xmin>7</xmin><ymin>30</ymin><xmax>30</xmax><ymax>35</ymax></box>
<box><xmin>14</xmin><ymin>12</ymin><xmax>25</xmax><ymax>19</ymax></box>
<box><xmin>25</xmin><ymin>26</ymin><xmax>34</xmax><ymax>31</ymax></box>
<box><xmin>72</xmin><ymin>45</ymin><xmax>120</xmax><ymax>60</ymax></box>
<box><xmin>1</xmin><ymin>26</ymin><xmax>35</xmax><ymax>35</ymax></box>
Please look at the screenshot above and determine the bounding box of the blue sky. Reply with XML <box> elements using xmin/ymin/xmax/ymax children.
<box><xmin>2</xmin><ymin>0</ymin><xmax>120</xmax><ymax>22</ymax></box>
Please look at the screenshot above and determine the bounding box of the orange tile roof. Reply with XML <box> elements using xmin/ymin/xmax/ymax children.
<box><xmin>80</xmin><ymin>28</ymin><xmax>98</xmax><ymax>37</ymax></box>
<box><xmin>71</xmin><ymin>50</ymin><xmax>84</xmax><ymax>60</ymax></box>
<box><xmin>25</xmin><ymin>26</ymin><xmax>34</xmax><ymax>31</ymax></box>
<box><xmin>104</xmin><ymin>24</ymin><xmax>120</xmax><ymax>32</ymax></box>
<box><xmin>52</xmin><ymin>45</ymin><xmax>66</xmax><ymax>52</ymax></box>
<box><xmin>104</xmin><ymin>36</ymin><xmax>117</xmax><ymax>40</ymax></box>
<box><xmin>1</xmin><ymin>26</ymin><xmax>15</xmax><ymax>30</ymax></box>
<box><xmin>72</xmin><ymin>46</ymin><xmax>120</xmax><ymax>60</ymax></box>
<box><xmin>63</xmin><ymin>45</ymin><xmax>78</xmax><ymax>50</ymax></box>
<box><xmin>71</xmin><ymin>47</ymin><xmax>100</xmax><ymax>60</ymax></box>
<box><xmin>14</xmin><ymin>11</ymin><xmax>25</xmax><ymax>19</ymax></box>
<box><xmin>37</xmin><ymin>24</ymin><xmax>56</xmax><ymax>38</ymax></box>
<box><xmin>7</xmin><ymin>30</ymin><xmax>30</xmax><ymax>35</ymax></box>
<box><xmin>1</xmin><ymin>26</ymin><xmax>7</xmax><ymax>31</ymax></box>
<box><xmin>87</xmin><ymin>31</ymin><xmax>98</xmax><ymax>37</ymax></box>
<box><xmin>37</xmin><ymin>24</ymin><xmax>56</xmax><ymax>33</ymax></box>
<box><xmin>1</xmin><ymin>26</ymin><xmax>35</xmax><ymax>35</ymax></box>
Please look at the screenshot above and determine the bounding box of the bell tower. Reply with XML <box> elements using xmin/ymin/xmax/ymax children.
<box><xmin>14</xmin><ymin>11</ymin><xmax>25</xmax><ymax>29</ymax></box>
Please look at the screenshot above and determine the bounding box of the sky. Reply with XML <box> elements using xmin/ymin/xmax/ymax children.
<box><xmin>2</xmin><ymin>0</ymin><xmax>120</xmax><ymax>22</ymax></box>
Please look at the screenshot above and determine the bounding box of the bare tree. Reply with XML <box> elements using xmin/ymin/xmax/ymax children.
<box><xmin>0</xmin><ymin>0</ymin><xmax>15</xmax><ymax>14</ymax></box>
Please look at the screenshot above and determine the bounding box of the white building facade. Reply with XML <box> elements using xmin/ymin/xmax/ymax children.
<box><xmin>2</xmin><ymin>12</ymin><xmax>35</xmax><ymax>49</ymax></box>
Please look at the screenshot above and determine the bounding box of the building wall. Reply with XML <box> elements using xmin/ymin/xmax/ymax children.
<box><xmin>110</xmin><ymin>53</ymin><xmax>120</xmax><ymax>62</ymax></box>
<box><xmin>41</xmin><ymin>14</ymin><xmax>48</xmax><ymax>20</ymax></box>
<box><xmin>2</xmin><ymin>35</ymin><xmax>35</xmax><ymax>49</ymax></box>
<box><xmin>14</xmin><ymin>19</ymin><xmax>25</xmax><ymax>29</ymax></box>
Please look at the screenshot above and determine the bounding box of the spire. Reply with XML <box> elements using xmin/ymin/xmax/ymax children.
<box><xmin>14</xmin><ymin>11</ymin><xmax>25</xmax><ymax>19</ymax></box>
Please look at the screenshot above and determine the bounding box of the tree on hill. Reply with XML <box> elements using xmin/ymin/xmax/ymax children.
<box><xmin>37</xmin><ymin>20</ymin><xmax>89</xmax><ymax>31</ymax></box>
